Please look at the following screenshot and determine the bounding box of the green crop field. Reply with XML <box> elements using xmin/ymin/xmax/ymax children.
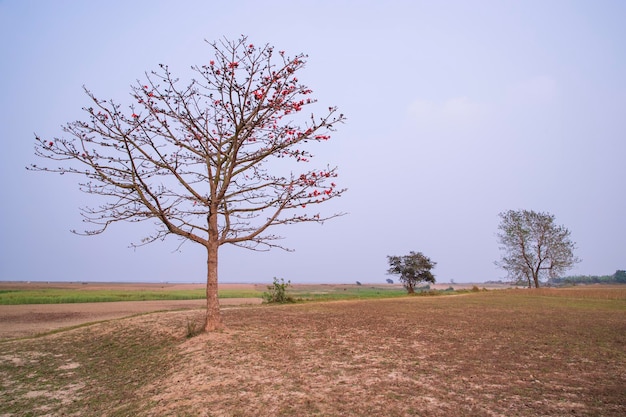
<box><xmin>0</xmin><ymin>283</ymin><xmax>440</xmax><ymax>305</ymax></box>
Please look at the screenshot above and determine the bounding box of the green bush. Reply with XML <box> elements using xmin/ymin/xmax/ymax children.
<box><xmin>262</xmin><ymin>277</ymin><xmax>295</xmax><ymax>304</ymax></box>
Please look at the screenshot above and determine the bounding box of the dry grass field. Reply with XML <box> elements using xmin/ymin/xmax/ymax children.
<box><xmin>0</xmin><ymin>285</ymin><xmax>624</xmax><ymax>416</ymax></box>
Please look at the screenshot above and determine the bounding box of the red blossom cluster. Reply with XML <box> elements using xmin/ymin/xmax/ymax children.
<box><xmin>309</xmin><ymin>188</ymin><xmax>333</xmax><ymax>198</ymax></box>
<box><xmin>312</xmin><ymin>171</ymin><xmax>334</xmax><ymax>179</ymax></box>
<box><xmin>298</xmin><ymin>170</ymin><xmax>336</xmax><ymax>187</ymax></box>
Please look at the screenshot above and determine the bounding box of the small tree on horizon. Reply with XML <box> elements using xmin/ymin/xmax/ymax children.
<box><xmin>387</xmin><ymin>251</ymin><xmax>436</xmax><ymax>294</ymax></box>
<box><xmin>29</xmin><ymin>36</ymin><xmax>346</xmax><ymax>331</ymax></box>
<box><xmin>495</xmin><ymin>209</ymin><xmax>580</xmax><ymax>288</ymax></box>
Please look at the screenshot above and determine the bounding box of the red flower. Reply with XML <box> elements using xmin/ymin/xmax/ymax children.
<box><xmin>48</xmin><ymin>141</ymin><xmax>53</xmax><ymax>146</ymax></box>
<box><xmin>132</xmin><ymin>113</ymin><xmax>139</xmax><ymax>118</ymax></box>
<box><xmin>210</xmin><ymin>60</ymin><xmax>215</xmax><ymax>66</ymax></box>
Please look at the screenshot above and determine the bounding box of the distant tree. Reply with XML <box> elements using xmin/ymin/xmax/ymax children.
<box><xmin>29</xmin><ymin>36</ymin><xmax>346</xmax><ymax>331</ymax></box>
<box><xmin>615</xmin><ymin>270</ymin><xmax>626</xmax><ymax>283</ymax></box>
<box><xmin>386</xmin><ymin>278</ymin><xmax>394</xmax><ymax>284</ymax></box>
<box><xmin>496</xmin><ymin>210</ymin><xmax>580</xmax><ymax>288</ymax></box>
<box><xmin>387</xmin><ymin>251</ymin><xmax>436</xmax><ymax>294</ymax></box>
<box><xmin>356</xmin><ymin>281</ymin><xmax>362</xmax><ymax>286</ymax></box>
<box><xmin>550</xmin><ymin>274</ymin><xmax>616</xmax><ymax>285</ymax></box>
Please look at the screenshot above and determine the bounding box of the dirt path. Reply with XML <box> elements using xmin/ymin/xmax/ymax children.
<box><xmin>0</xmin><ymin>298</ymin><xmax>261</xmax><ymax>340</ymax></box>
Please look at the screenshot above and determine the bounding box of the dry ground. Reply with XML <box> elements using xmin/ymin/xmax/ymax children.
<box><xmin>0</xmin><ymin>282</ymin><xmax>485</xmax><ymax>340</ymax></box>
<box><xmin>0</xmin><ymin>287</ymin><xmax>624</xmax><ymax>416</ymax></box>
<box><xmin>0</xmin><ymin>282</ymin><xmax>262</xmax><ymax>339</ymax></box>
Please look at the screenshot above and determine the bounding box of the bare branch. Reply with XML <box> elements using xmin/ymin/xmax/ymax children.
<box><xmin>495</xmin><ymin>210</ymin><xmax>580</xmax><ymax>288</ymax></box>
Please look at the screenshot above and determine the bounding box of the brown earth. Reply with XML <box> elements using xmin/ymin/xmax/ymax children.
<box><xmin>1</xmin><ymin>285</ymin><xmax>624</xmax><ymax>416</ymax></box>
<box><xmin>0</xmin><ymin>283</ymin><xmax>262</xmax><ymax>340</ymax></box>
<box><xmin>0</xmin><ymin>282</ymin><xmax>494</xmax><ymax>340</ymax></box>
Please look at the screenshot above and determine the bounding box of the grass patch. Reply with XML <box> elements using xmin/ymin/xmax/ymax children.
<box><xmin>0</xmin><ymin>284</ymin><xmax>445</xmax><ymax>305</ymax></box>
<box><xmin>217</xmin><ymin>288</ymin><xmax>264</xmax><ymax>299</ymax></box>
<box><xmin>0</xmin><ymin>288</ymin><xmax>267</xmax><ymax>305</ymax></box>
<box><xmin>0</xmin><ymin>316</ymin><xmax>180</xmax><ymax>415</ymax></box>
<box><xmin>0</xmin><ymin>288</ymin><xmax>208</xmax><ymax>304</ymax></box>
<box><xmin>288</xmin><ymin>285</ymin><xmax>409</xmax><ymax>301</ymax></box>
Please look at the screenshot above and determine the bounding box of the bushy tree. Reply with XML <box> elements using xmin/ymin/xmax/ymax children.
<box><xmin>387</xmin><ymin>251</ymin><xmax>436</xmax><ymax>294</ymax></box>
<box><xmin>614</xmin><ymin>270</ymin><xmax>626</xmax><ymax>283</ymax></box>
<box><xmin>262</xmin><ymin>277</ymin><xmax>294</xmax><ymax>304</ymax></box>
<box><xmin>29</xmin><ymin>36</ymin><xmax>346</xmax><ymax>331</ymax></box>
<box><xmin>496</xmin><ymin>210</ymin><xmax>580</xmax><ymax>288</ymax></box>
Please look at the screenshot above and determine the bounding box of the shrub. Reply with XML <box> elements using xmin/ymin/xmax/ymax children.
<box><xmin>472</xmin><ymin>285</ymin><xmax>480</xmax><ymax>292</ymax></box>
<box><xmin>262</xmin><ymin>277</ymin><xmax>295</xmax><ymax>304</ymax></box>
<box><xmin>186</xmin><ymin>319</ymin><xmax>202</xmax><ymax>338</ymax></box>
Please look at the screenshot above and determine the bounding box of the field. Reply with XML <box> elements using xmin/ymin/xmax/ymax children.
<box><xmin>0</xmin><ymin>281</ymin><xmax>427</xmax><ymax>305</ymax></box>
<box><xmin>0</xmin><ymin>284</ymin><xmax>624</xmax><ymax>416</ymax></box>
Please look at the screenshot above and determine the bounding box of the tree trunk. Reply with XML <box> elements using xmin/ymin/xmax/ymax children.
<box><xmin>204</xmin><ymin>240</ymin><xmax>223</xmax><ymax>331</ymax></box>
<box><xmin>532</xmin><ymin>269</ymin><xmax>540</xmax><ymax>288</ymax></box>
<box><xmin>204</xmin><ymin>205</ymin><xmax>224</xmax><ymax>332</ymax></box>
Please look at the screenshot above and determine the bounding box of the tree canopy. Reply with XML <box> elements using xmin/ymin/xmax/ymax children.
<box><xmin>387</xmin><ymin>251</ymin><xmax>436</xmax><ymax>294</ymax></box>
<box><xmin>30</xmin><ymin>36</ymin><xmax>346</xmax><ymax>331</ymax></box>
<box><xmin>496</xmin><ymin>209</ymin><xmax>580</xmax><ymax>288</ymax></box>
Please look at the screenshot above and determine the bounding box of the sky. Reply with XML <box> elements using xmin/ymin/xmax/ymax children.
<box><xmin>0</xmin><ymin>0</ymin><xmax>624</xmax><ymax>284</ymax></box>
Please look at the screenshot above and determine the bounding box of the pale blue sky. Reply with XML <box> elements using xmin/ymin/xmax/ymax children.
<box><xmin>1</xmin><ymin>0</ymin><xmax>624</xmax><ymax>284</ymax></box>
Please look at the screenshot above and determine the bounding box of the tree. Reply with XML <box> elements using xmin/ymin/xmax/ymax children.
<box><xmin>262</xmin><ymin>277</ymin><xmax>294</xmax><ymax>304</ymax></box>
<box><xmin>29</xmin><ymin>36</ymin><xmax>346</xmax><ymax>331</ymax></box>
<box><xmin>387</xmin><ymin>252</ymin><xmax>436</xmax><ymax>294</ymax></box>
<box><xmin>614</xmin><ymin>270</ymin><xmax>626</xmax><ymax>283</ymax></box>
<box><xmin>496</xmin><ymin>210</ymin><xmax>580</xmax><ymax>288</ymax></box>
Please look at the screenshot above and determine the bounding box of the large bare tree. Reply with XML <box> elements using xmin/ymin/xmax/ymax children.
<box><xmin>29</xmin><ymin>36</ymin><xmax>346</xmax><ymax>331</ymax></box>
<box><xmin>496</xmin><ymin>209</ymin><xmax>580</xmax><ymax>288</ymax></box>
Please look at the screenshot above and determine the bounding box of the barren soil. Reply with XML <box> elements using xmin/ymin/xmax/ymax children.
<box><xmin>0</xmin><ymin>286</ymin><xmax>624</xmax><ymax>416</ymax></box>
